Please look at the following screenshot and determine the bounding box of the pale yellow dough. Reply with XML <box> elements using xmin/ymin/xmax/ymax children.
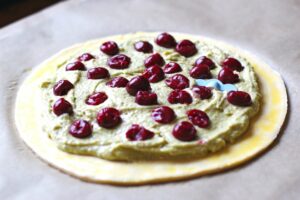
<box><xmin>15</xmin><ymin>32</ymin><xmax>287</xmax><ymax>185</ymax></box>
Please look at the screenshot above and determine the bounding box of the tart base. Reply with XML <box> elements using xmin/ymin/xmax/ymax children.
<box><xmin>15</xmin><ymin>32</ymin><xmax>287</xmax><ymax>185</ymax></box>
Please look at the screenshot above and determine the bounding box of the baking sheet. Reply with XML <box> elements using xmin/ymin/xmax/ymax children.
<box><xmin>0</xmin><ymin>0</ymin><xmax>299</xmax><ymax>199</ymax></box>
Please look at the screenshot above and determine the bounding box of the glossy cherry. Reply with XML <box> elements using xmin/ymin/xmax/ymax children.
<box><xmin>155</xmin><ymin>32</ymin><xmax>177</xmax><ymax>48</ymax></box>
<box><xmin>126</xmin><ymin>124</ymin><xmax>154</xmax><ymax>141</ymax></box>
<box><xmin>87</xmin><ymin>67</ymin><xmax>110</xmax><ymax>79</ymax></box>
<box><xmin>85</xmin><ymin>92</ymin><xmax>108</xmax><ymax>105</ymax></box>
<box><xmin>165</xmin><ymin>74</ymin><xmax>189</xmax><ymax>90</ymax></box>
<box><xmin>142</xmin><ymin>65</ymin><xmax>165</xmax><ymax>83</ymax></box>
<box><xmin>192</xmin><ymin>86</ymin><xmax>212</xmax><ymax>100</ymax></box>
<box><xmin>194</xmin><ymin>56</ymin><xmax>215</xmax><ymax>69</ymax></box>
<box><xmin>151</xmin><ymin>106</ymin><xmax>175</xmax><ymax>124</ymax></box>
<box><xmin>135</xmin><ymin>91</ymin><xmax>158</xmax><ymax>105</ymax></box>
<box><xmin>77</xmin><ymin>53</ymin><xmax>95</xmax><ymax>62</ymax></box>
<box><xmin>189</xmin><ymin>64</ymin><xmax>212</xmax><ymax>79</ymax></box>
<box><xmin>108</xmin><ymin>54</ymin><xmax>131</xmax><ymax>69</ymax></box>
<box><xmin>187</xmin><ymin>109</ymin><xmax>210</xmax><ymax>128</ymax></box>
<box><xmin>175</xmin><ymin>40</ymin><xmax>197</xmax><ymax>57</ymax></box>
<box><xmin>144</xmin><ymin>53</ymin><xmax>165</xmax><ymax>67</ymax></box>
<box><xmin>172</xmin><ymin>121</ymin><xmax>197</xmax><ymax>141</ymax></box>
<box><xmin>106</xmin><ymin>76</ymin><xmax>129</xmax><ymax>88</ymax></box>
<box><xmin>69</xmin><ymin>120</ymin><xmax>92</xmax><ymax>138</ymax></box>
<box><xmin>163</xmin><ymin>62</ymin><xmax>182</xmax><ymax>74</ymax></box>
<box><xmin>227</xmin><ymin>91</ymin><xmax>252</xmax><ymax>106</ymax></box>
<box><xmin>66</xmin><ymin>61</ymin><xmax>86</xmax><ymax>71</ymax></box>
<box><xmin>126</xmin><ymin>76</ymin><xmax>151</xmax><ymax>96</ymax></box>
<box><xmin>134</xmin><ymin>41</ymin><xmax>153</xmax><ymax>53</ymax></box>
<box><xmin>218</xmin><ymin>67</ymin><xmax>240</xmax><ymax>84</ymax></box>
<box><xmin>52</xmin><ymin>98</ymin><xmax>73</xmax><ymax>116</ymax></box>
<box><xmin>97</xmin><ymin>107</ymin><xmax>122</xmax><ymax>128</ymax></box>
<box><xmin>53</xmin><ymin>80</ymin><xmax>74</xmax><ymax>96</ymax></box>
<box><xmin>221</xmin><ymin>57</ymin><xmax>244</xmax><ymax>71</ymax></box>
<box><xmin>168</xmin><ymin>90</ymin><xmax>193</xmax><ymax>104</ymax></box>
<box><xmin>100</xmin><ymin>41</ymin><xmax>119</xmax><ymax>56</ymax></box>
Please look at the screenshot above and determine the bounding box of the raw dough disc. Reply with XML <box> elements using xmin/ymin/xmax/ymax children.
<box><xmin>15</xmin><ymin>33</ymin><xmax>287</xmax><ymax>185</ymax></box>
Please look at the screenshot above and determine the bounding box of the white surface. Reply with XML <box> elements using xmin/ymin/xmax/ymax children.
<box><xmin>0</xmin><ymin>0</ymin><xmax>298</xmax><ymax>199</ymax></box>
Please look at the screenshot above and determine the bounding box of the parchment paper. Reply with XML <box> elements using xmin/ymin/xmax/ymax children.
<box><xmin>0</xmin><ymin>0</ymin><xmax>299</xmax><ymax>199</ymax></box>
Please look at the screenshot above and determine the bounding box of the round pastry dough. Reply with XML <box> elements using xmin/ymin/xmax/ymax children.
<box><xmin>15</xmin><ymin>32</ymin><xmax>287</xmax><ymax>185</ymax></box>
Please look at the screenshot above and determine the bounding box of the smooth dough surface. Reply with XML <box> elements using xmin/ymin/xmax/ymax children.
<box><xmin>15</xmin><ymin>32</ymin><xmax>287</xmax><ymax>185</ymax></box>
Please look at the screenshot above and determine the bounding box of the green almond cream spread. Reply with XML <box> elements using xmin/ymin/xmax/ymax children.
<box><xmin>40</xmin><ymin>33</ymin><xmax>260</xmax><ymax>161</ymax></box>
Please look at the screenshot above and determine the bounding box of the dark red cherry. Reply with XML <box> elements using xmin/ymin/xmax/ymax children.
<box><xmin>221</xmin><ymin>57</ymin><xmax>244</xmax><ymax>71</ymax></box>
<box><xmin>85</xmin><ymin>92</ymin><xmax>108</xmax><ymax>105</ymax></box>
<box><xmin>168</xmin><ymin>90</ymin><xmax>192</xmax><ymax>104</ymax></box>
<box><xmin>126</xmin><ymin>124</ymin><xmax>154</xmax><ymax>141</ymax></box>
<box><xmin>227</xmin><ymin>91</ymin><xmax>252</xmax><ymax>106</ymax></box>
<box><xmin>106</xmin><ymin>76</ymin><xmax>129</xmax><ymax>88</ymax></box>
<box><xmin>189</xmin><ymin>64</ymin><xmax>212</xmax><ymax>79</ymax></box>
<box><xmin>69</xmin><ymin>120</ymin><xmax>92</xmax><ymax>138</ymax></box>
<box><xmin>53</xmin><ymin>98</ymin><xmax>73</xmax><ymax>116</ymax></box>
<box><xmin>151</xmin><ymin>106</ymin><xmax>175</xmax><ymax>124</ymax></box>
<box><xmin>144</xmin><ymin>53</ymin><xmax>165</xmax><ymax>67</ymax></box>
<box><xmin>187</xmin><ymin>109</ymin><xmax>210</xmax><ymax>128</ymax></box>
<box><xmin>97</xmin><ymin>107</ymin><xmax>122</xmax><ymax>128</ymax></box>
<box><xmin>194</xmin><ymin>56</ymin><xmax>215</xmax><ymax>69</ymax></box>
<box><xmin>87</xmin><ymin>67</ymin><xmax>110</xmax><ymax>79</ymax></box>
<box><xmin>165</xmin><ymin>74</ymin><xmax>189</xmax><ymax>90</ymax></box>
<box><xmin>142</xmin><ymin>65</ymin><xmax>165</xmax><ymax>83</ymax></box>
<box><xmin>100</xmin><ymin>41</ymin><xmax>119</xmax><ymax>56</ymax></box>
<box><xmin>77</xmin><ymin>53</ymin><xmax>95</xmax><ymax>62</ymax></box>
<box><xmin>163</xmin><ymin>62</ymin><xmax>182</xmax><ymax>74</ymax></box>
<box><xmin>108</xmin><ymin>54</ymin><xmax>131</xmax><ymax>69</ymax></box>
<box><xmin>135</xmin><ymin>91</ymin><xmax>158</xmax><ymax>105</ymax></box>
<box><xmin>172</xmin><ymin>121</ymin><xmax>197</xmax><ymax>141</ymax></box>
<box><xmin>175</xmin><ymin>40</ymin><xmax>197</xmax><ymax>57</ymax></box>
<box><xmin>134</xmin><ymin>41</ymin><xmax>153</xmax><ymax>53</ymax></box>
<box><xmin>155</xmin><ymin>32</ymin><xmax>177</xmax><ymax>48</ymax></box>
<box><xmin>218</xmin><ymin>67</ymin><xmax>239</xmax><ymax>84</ymax></box>
<box><xmin>53</xmin><ymin>80</ymin><xmax>74</xmax><ymax>96</ymax></box>
<box><xmin>126</xmin><ymin>76</ymin><xmax>151</xmax><ymax>96</ymax></box>
<box><xmin>192</xmin><ymin>86</ymin><xmax>212</xmax><ymax>99</ymax></box>
<box><xmin>66</xmin><ymin>61</ymin><xmax>86</xmax><ymax>71</ymax></box>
